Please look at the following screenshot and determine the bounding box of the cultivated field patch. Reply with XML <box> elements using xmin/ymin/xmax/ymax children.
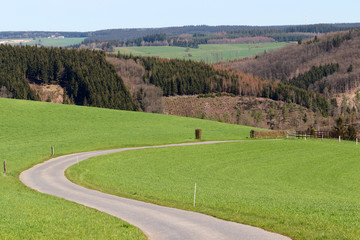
<box><xmin>115</xmin><ymin>42</ymin><xmax>290</xmax><ymax>63</ymax></box>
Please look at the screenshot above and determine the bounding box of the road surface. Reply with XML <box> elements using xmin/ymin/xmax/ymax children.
<box><xmin>20</xmin><ymin>141</ymin><xmax>291</xmax><ymax>240</ymax></box>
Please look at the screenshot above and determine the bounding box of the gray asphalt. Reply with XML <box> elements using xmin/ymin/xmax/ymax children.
<box><xmin>20</xmin><ymin>140</ymin><xmax>291</xmax><ymax>240</ymax></box>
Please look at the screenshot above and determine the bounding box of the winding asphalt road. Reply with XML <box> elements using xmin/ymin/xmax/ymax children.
<box><xmin>20</xmin><ymin>140</ymin><xmax>291</xmax><ymax>240</ymax></box>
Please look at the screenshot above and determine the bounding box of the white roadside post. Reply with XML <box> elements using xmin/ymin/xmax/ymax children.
<box><xmin>356</xmin><ymin>138</ymin><xmax>358</xmax><ymax>145</ymax></box>
<box><xmin>193</xmin><ymin>183</ymin><xmax>197</xmax><ymax>207</ymax></box>
<box><xmin>339</xmin><ymin>136</ymin><xmax>341</xmax><ymax>143</ymax></box>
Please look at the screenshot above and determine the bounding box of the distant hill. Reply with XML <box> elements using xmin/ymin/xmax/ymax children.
<box><xmin>2</xmin><ymin>23</ymin><xmax>360</xmax><ymax>44</ymax></box>
<box><xmin>86</xmin><ymin>23</ymin><xmax>360</xmax><ymax>41</ymax></box>
<box><xmin>81</xmin><ymin>23</ymin><xmax>360</xmax><ymax>50</ymax></box>
<box><xmin>220</xmin><ymin>29</ymin><xmax>360</xmax><ymax>98</ymax></box>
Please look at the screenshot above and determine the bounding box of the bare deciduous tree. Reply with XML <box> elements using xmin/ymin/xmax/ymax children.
<box><xmin>106</xmin><ymin>57</ymin><xmax>164</xmax><ymax>113</ymax></box>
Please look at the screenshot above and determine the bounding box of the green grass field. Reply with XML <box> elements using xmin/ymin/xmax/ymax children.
<box><xmin>115</xmin><ymin>42</ymin><xmax>290</xmax><ymax>63</ymax></box>
<box><xmin>0</xmin><ymin>98</ymin><xmax>252</xmax><ymax>239</ymax></box>
<box><xmin>67</xmin><ymin>139</ymin><xmax>360</xmax><ymax>240</ymax></box>
<box><xmin>0</xmin><ymin>38</ymin><xmax>85</xmax><ymax>47</ymax></box>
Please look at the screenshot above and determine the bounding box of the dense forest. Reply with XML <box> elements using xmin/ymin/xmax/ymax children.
<box><xmin>283</xmin><ymin>63</ymin><xmax>339</xmax><ymax>91</ymax></box>
<box><xmin>113</xmin><ymin>53</ymin><xmax>335</xmax><ymax>117</ymax></box>
<box><xmin>0</xmin><ymin>45</ymin><xmax>136</xmax><ymax>110</ymax></box>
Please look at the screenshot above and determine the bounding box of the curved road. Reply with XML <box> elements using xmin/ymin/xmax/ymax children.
<box><xmin>20</xmin><ymin>141</ymin><xmax>291</xmax><ymax>240</ymax></box>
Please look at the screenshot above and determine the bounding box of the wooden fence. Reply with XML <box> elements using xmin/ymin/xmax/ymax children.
<box><xmin>290</xmin><ymin>130</ymin><xmax>338</xmax><ymax>139</ymax></box>
<box><xmin>251</xmin><ymin>130</ymin><xmax>338</xmax><ymax>139</ymax></box>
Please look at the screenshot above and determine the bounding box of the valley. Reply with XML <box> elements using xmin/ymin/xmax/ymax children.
<box><xmin>2</xmin><ymin>21</ymin><xmax>360</xmax><ymax>240</ymax></box>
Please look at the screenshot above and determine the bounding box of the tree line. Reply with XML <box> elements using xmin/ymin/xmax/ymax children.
<box><xmin>0</xmin><ymin>45</ymin><xmax>136</xmax><ymax>110</ymax></box>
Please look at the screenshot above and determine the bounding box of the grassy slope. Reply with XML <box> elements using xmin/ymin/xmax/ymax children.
<box><xmin>115</xmin><ymin>42</ymin><xmax>289</xmax><ymax>63</ymax></box>
<box><xmin>0</xmin><ymin>98</ymin><xmax>252</xmax><ymax>239</ymax></box>
<box><xmin>67</xmin><ymin>139</ymin><xmax>360</xmax><ymax>240</ymax></box>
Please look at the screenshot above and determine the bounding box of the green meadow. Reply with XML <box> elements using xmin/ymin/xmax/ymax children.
<box><xmin>0</xmin><ymin>98</ymin><xmax>252</xmax><ymax>239</ymax></box>
<box><xmin>115</xmin><ymin>42</ymin><xmax>290</xmax><ymax>63</ymax></box>
<box><xmin>34</xmin><ymin>38</ymin><xmax>85</xmax><ymax>47</ymax></box>
<box><xmin>68</xmin><ymin>139</ymin><xmax>360</xmax><ymax>240</ymax></box>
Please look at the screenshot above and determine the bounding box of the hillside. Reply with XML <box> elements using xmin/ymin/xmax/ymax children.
<box><xmin>0</xmin><ymin>98</ymin><xmax>253</xmax><ymax>239</ymax></box>
<box><xmin>162</xmin><ymin>95</ymin><xmax>332</xmax><ymax>130</ymax></box>
<box><xmin>221</xmin><ymin>30</ymin><xmax>360</xmax><ymax>98</ymax></box>
<box><xmin>0</xmin><ymin>40</ymin><xmax>353</xmax><ymax>131</ymax></box>
<box><xmin>109</xmin><ymin>54</ymin><xmax>335</xmax><ymax>118</ymax></box>
<box><xmin>68</xmin><ymin>139</ymin><xmax>360</xmax><ymax>240</ymax></box>
<box><xmin>0</xmin><ymin>45</ymin><xmax>136</xmax><ymax>110</ymax></box>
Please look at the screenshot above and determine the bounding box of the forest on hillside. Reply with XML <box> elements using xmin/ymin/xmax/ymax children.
<box><xmin>0</xmin><ymin>42</ymin><xmax>353</xmax><ymax>122</ymax></box>
<box><xmin>221</xmin><ymin>30</ymin><xmax>360</xmax><ymax>97</ymax></box>
<box><xmin>0</xmin><ymin>45</ymin><xmax>136</xmax><ymax>110</ymax></box>
<box><xmin>112</xmin><ymin>53</ymin><xmax>335</xmax><ymax>117</ymax></box>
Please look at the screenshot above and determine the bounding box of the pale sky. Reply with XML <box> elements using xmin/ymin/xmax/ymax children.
<box><xmin>2</xmin><ymin>0</ymin><xmax>359</xmax><ymax>31</ymax></box>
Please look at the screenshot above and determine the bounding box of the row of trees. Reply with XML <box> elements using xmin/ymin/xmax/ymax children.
<box><xmin>84</xmin><ymin>33</ymin><xmax>206</xmax><ymax>49</ymax></box>
<box><xmin>0</xmin><ymin>45</ymin><xmax>136</xmax><ymax>110</ymax></box>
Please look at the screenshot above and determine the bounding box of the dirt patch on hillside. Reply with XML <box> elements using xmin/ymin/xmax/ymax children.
<box><xmin>30</xmin><ymin>84</ymin><xmax>64</xmax><ymax>103</ymax></box>
<box><xmin>163</xmin><ymin>95</ymin><xmax>334</xmax><ymax>130</ymax></box>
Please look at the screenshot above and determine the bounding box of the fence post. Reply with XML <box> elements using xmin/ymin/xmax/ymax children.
<box><xmin>193</xmin><ymin>183</ymin><xmax>197</xmax><ymax>207</ymax></box>
<box><xmin>322</xmin><ymin>134</ymin><xmax>323</xmax><ymax>141</ymax></box>
<box><xmin>305</xmin><ymin>133</ymin><xmax>307</xmax><ymax>140</ymax></box>
<box><xmin>3</xmin><ymin>160</ymin><xmax>6</xmax><ymax>173</ymax></box>
<box><xmin>195</xmin><ymin>129</ymin><xmax>202</xmax><ymax>140</ymax></box>
<box><xmin>286</xmin><ymin>131</ymin><xmax>288</xmax><ymax>139</ymax></box>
